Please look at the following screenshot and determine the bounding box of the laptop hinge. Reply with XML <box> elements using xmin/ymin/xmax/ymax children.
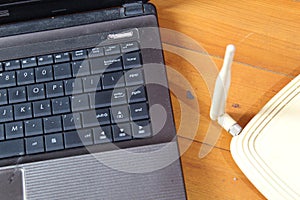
<box><xmin>123</xmin><ymin>2</ymin><xmax>145</xmax><ymax>16</ymax></box>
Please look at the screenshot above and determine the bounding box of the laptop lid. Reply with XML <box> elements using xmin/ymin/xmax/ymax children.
<box><xmin>0</xmin><ymin>0</ymin><xmax>148</xmax><ymax>24</ymax></box>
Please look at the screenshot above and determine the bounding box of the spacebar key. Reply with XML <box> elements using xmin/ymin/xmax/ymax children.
<box><xmin>0</xmin><ymin>139</ymin><xmax>25</xmax><ymax>159</ymax></box>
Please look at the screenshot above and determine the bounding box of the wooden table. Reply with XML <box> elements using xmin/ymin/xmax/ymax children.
<box><xmin>150</xmin><ymin>0</ymin><xmax>300</xmax><ymax>199</ymax></box>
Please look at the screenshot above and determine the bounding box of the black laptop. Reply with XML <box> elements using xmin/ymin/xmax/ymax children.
<box><xmin>0</xmin><ymin>1</ymin><xmax>186</xmax><ymax>199</ymax></box>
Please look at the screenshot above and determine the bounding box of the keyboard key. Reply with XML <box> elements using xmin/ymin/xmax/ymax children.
<box><xmin>46</xmin><ymin>81</ymin><xmax>64</xmax><ymax>98</ymax></box>
<box><xmin>64</xmin><ymin>79</ymin><xmax>83</xmax><ymax>95</ymax></box>
<box><xmin>112</xmin><ymin>123</ymin><xmax>132</xmax><ymax>142</ymax></box>
<box><xmin>104</xmin><ymin>45</ymin><xmax>121</xmax><ymax>55</ymax></box>
<box><xmin>0</xmin><ymin>139</ymin><xmax>25</xmax><ymax>159</ymax></box>
<box><xmin>0</xmin><ymin>71</ymin><xmax>16</xmax><ymax>89</ymax></box>
<box><xmin>71</xmin><ymin>50</ymin><xmax>87</xmax><ymax>61</ymax></box>
<box><xmin>110</xmin><ymin>105</ymin><xmax>130</xmax><ymax>123</ymax></box>
<box><xmin>14</xmin><ymin>103</ymin><xmax>32</xmax><ymax>120</ymax></box>
<box><xmin>21</xmin><ymin>57</ymin><xmax>37</xmax><ymax>68</ymax></box>
<box><xmin>33</xmin><ymin>100</ymin><xmax>51</xmax><ymax>117</ymax></box>
<box><xmin>24</xmin><ymin>118</ymin><xmax>43</xmax><ymax>136</ymax></box>
<box><xmin>70</xmin><ymin>94</ymin><xmax>90</xmax><ymax>111</ymax></box>
<box><xmin>35</xmin><ymin>65</ymin><xmax>53</xmax><ymax>82</ymax></box>
<box><xmin>71</xmin><ymin>61</ymin><xmax>90</xmax><ymax>77</ymax></box>
<box><xmin>17</xmin><ymin>68</ymin><xmax>35</xmax><ymax>85</ymax></box>
<box><xmin>129</xmin><ymin>103</ymin><xmax>149</xmax><ymax>121</ymax></box>
<box><xmin>102</xmin><ymin>71</ymin><xmax>125</xmax><ymax>90</ymax></box>
<box><xmin>125</xmin><ymin>69</ymin><xmax>144</xmax><ymax>86</ymax></box>
<box><xmin>0</xmin><ymin>105</ymin><xmax>13</xmax><ymax>122</ymax></box>
<box><xmin>64</xmin><ymin>129</ymin><xmax>93</xmax><ymax>148</ymax></box>
<box><xmin>43</xmin><ymin>116</ymin><xmax>62</xmax><ymax>134</ymax></box>
<box><xmin>0</xmin><ymin>124</ymin><xmax>4</xmax><ymax>140</ymax></box>
<box><xmin>0</xmin><ymin>89</ymin><xmax>8</xmax><ymax>105</ymax></box>
<box><xmin>82</xmin><ymin>75</ymin><xmax>102</xmax><ymax>92</ymax></box>
<box><xmin>82</xmin><ymin>108</ymin><xmax>110</xmax><ymax>128</ymax></box>
<box><xmin>90</xmin><ymin>56</ymin><xmax>123</xmax><ymax>74</ymax></box>
<box><xmin>5</xmin><ymin>121</ymin><xmax>24</xmax><ymax>139</ymax></box>
<box><xmin>121</xmin><ymin>41</ymin><xmax>139</xmax><ymax>53</ymax></box>
<box><xmin>52</xmin><ymin>97</ymin><xmax>70</xmax><ymax>115</ymax></box>
<box><xmin>123</xmin><ymin>51</ymin><xmax>142</xmax><ymax>69</ymax></box>
<box><xmin>131</xmin><ymin>120</ymin><xmax>152</xmax><ymax>138</ymax></box>
<box><xmin>8</xmin><ymin>86</ymin><xmax>26</xmax><ymax>104</ymax></box>
<box><xmin>127</xmin><ymin>86</ymin><xmax>147</xmax><ymax>103</ymax></box>
<box><xmin>45</xmin><ymin>133</ymin><xmax>64</xmax><ymax>152</ymax></box>
<box><xmin>62</xmin><ymin>113</ymin><xmax>81</xmax><ymax>131</ymax></box>
<box><xmin>27</xmin><ymin>84</ymin><xmax>45</xmax><ymax>101</ymax></box>
<box><xmin>37</xmin><ymin>55</ymin><xmax>53</xmax><ymax>66</ymax></box>
<box><xmin>4</xmin><ymin>60</ymin><xmax>21</xmax><ymax>71</ymax></box>
<box><xmin>53</xmin><ymin>63</ymin><xmax>72</xmax><ymax>80</ymax></box>
<box><xmin>93</xmin><ymin>126</ymin><xmax>112</xmax><ymax>144</ymax></box>
<box><xmin>88</xmin><ymin>47</ymin><xmax>104</xmax><ymax>58</ymax></box>
<box><xmin>110</xmin><ymin>88</ymin><xmax>127</xmax><ymax>106</ymax></box>
<box><xmin>25</xmin><ymin>136</ymin><xmax>44</xmax><ymax>154</ymax></box>
<box><xmin>89</xmin><ymin>90</ymin><xmax>111</xmax><ymax>109</ymax></box>
<box><xmin>54</xmin><ymin>52</ymin><xmax>70</xmax><ymax>63</ymax></box>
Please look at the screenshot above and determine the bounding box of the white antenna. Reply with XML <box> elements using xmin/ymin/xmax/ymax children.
<box><xmin>210</xmin><ymin>44</ymin><xmax>242</xmax><ymax>137</ymax></box>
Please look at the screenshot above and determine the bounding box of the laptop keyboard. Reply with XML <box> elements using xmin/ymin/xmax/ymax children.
<box><xmin>0</xmin><ymin>40</ymin><xmax>153</xmax><ymax>159</ymax></box>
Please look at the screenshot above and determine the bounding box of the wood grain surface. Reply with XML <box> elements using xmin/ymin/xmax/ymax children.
<box><xmin>150</xmin><ymin>0</ymin><xmax>300</xmax><ymax>199</ymax></box>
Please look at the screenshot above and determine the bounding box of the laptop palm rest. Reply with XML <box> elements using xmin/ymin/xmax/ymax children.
<box><xmin>0</xmin><ymin>168</ymin><xmax>24</xmax><ymax>200</ymax></box>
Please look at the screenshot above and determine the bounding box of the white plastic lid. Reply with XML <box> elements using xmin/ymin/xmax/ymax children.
<box><xmin>231</xmin><ymin>75</ymin><xmax>300</xmax><ymax>200</ymax></box>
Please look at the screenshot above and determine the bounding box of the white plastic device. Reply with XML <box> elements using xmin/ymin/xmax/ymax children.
<box><xmin>210</xmin><ymin>45</ymin><xmax>300</xmax><ymax>199</ymax></box>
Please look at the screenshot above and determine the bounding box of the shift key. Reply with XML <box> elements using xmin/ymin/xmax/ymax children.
<box><xmin>0</xmin><ymin>139</ymin><xmax>25</xmax><ymax>159</ymax></box>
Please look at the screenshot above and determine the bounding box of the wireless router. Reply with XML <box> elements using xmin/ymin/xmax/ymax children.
<box><xmin>210</xmin><ymin>45</ymin><xmax>300</xmax><ymax>199</ymax></box>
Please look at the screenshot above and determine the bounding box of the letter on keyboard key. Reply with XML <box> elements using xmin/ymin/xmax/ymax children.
<box><xmin>0</xmin><ymin>139</ymin><xmax>25</xmax><ymax>159</ymax></box>
<box><xmin>8</xmin><ymin>86</ymin><xmax>26</xmax><ymax>104</ymax></box>
<box><xmin>5</xmin><ymin>121</ymin><xmax>24</xmax><ymax>139</ymax></box>
<box><xmin>0</xmin><ymin>105</ymin><xmax>13</xmax><ymax>123</ymax></box>
<box><xmin>46</xmin><ymin>81</ymin><xmax>64</xmax><ymax>98</ymax></box>
<box><xmin>14</xmin><ymin>103</ymin><xmax>32</xmax><ymax>120</ymax></box>
<box><xmin>33</xmin><ymin>100</ymin><xmax>51</xmax><ymax>117</ymax></box>
<box><xmin>45</xmin><ymin>133</ymin><xmax>64</xmax><ymax>152</ymax></box>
